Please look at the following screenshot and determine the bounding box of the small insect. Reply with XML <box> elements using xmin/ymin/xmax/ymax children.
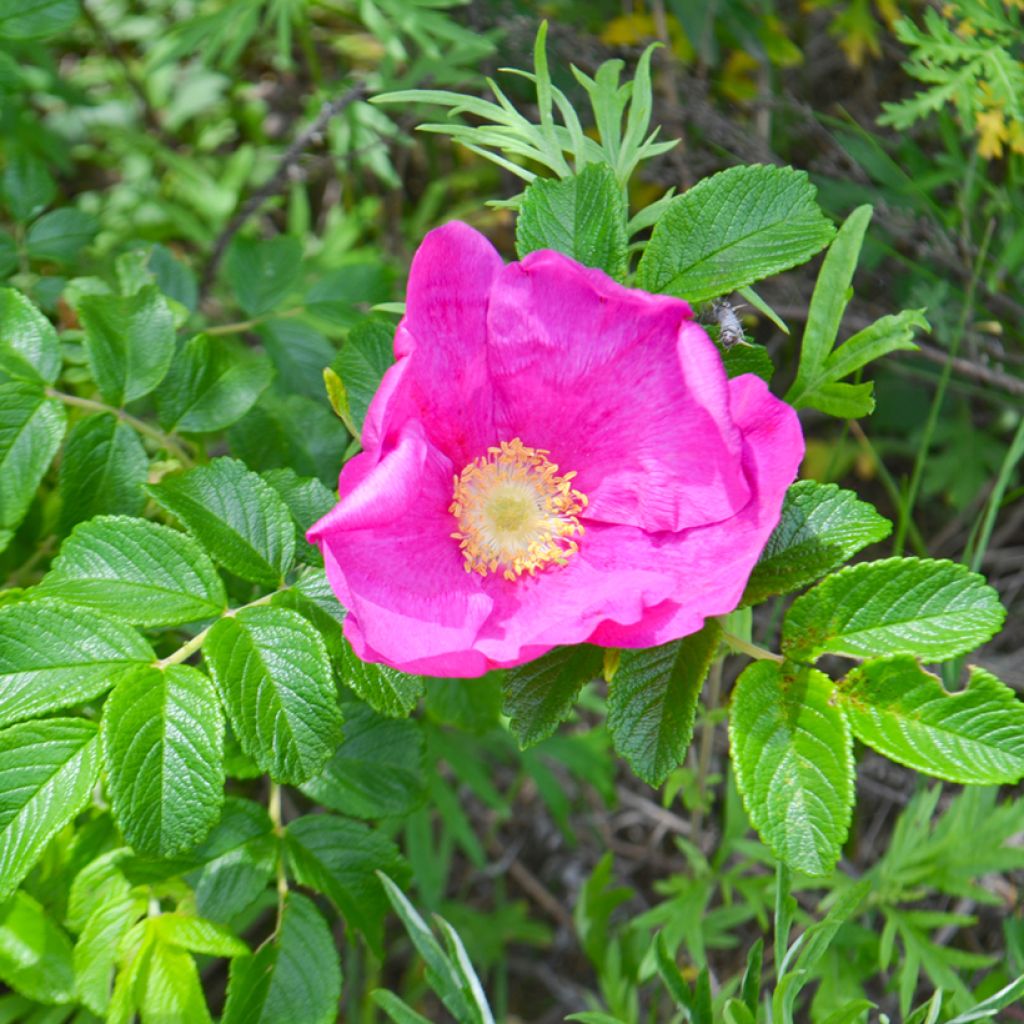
<box><xmin>709</xmin><ymin>298</ymin><xmax>748</xmax><ymax>349</ymax></box>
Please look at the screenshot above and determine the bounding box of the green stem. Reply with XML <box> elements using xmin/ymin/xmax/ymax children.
<box><xmin>691</xmin><ymin>656</ymin><xmax>723</xmax><ymax>841</ymax></box>
<box><xmin>720</xmin><ymin>628</ymin><xmax>784</xmax><ymax>664</ymax></box>
<box><xmin>894</xmin><ymin>218</ymin><xmax>995</xmax><ymax>555</ymax></box>
<box><xmin>968</xmin><ymin>414</ymin><xmax>1024</xmax><ymax>573</ymax></box>
<box><xmin>268</xmin><ymin>781</ymin><xmax>289</xmax><ymax>927</ymax></box>
<box><xmin>47</xmin><ymin>388</ymin><xmax>194</xmax><ymax>467</ymax></box>
<box><xmin>203</xmin><ymin>306</ymin><xmax>302</xmax><ymax>336</ymax></box>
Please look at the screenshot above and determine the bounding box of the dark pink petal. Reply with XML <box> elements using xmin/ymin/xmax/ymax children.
<box><xmin>485</xmin><ymin>251</ymin><xmax>750</xmax><ymax>533</ymax></box>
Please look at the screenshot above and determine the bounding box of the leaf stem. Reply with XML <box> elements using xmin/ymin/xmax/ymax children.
<box><xmin>719</xmin><ymin>628</ymin><xmax>784</xmax><ymax>664</ymax></box>
<box><xmin>268</xmin><ymin>781</ymin><xmax>289</xmax><ymax>927</ymax></box>
<box><xmin>46</xmin><ymin>388</ymin><xmax>194</xmax><ymax>467</ymax></box>
<box><xmin>202</xmin><ymin>306</ymin><xmax>303</xmax><ymax>335</ymax></box>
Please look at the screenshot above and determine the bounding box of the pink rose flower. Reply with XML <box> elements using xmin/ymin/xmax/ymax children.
<box><xmin>308</xmin><ymin>222</ymin><xmax>804</xmax><ymax>678</ymax></box>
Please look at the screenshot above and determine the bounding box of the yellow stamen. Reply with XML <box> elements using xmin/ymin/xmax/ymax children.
<box><xmin>449</xmin><ymin>438</ymin><xmax>586</xmax><ymax>580</ymax></box>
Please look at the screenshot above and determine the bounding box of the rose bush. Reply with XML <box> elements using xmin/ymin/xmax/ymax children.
<box><xmin>309</xmin><ymin>222</ymin><xmax>804</xmax><ymax>676</ymax></box>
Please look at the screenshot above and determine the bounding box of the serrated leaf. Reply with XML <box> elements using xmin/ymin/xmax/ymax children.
<box><xmin>102</xmin><ymin>665</ymin><xmax>225</xmax><ymax>856</ymax></box>
<box><xmin>608</xmin><ymin>622</ymin><xmax>721</xmax><ymax>786</ymax></box>
<box><xmin>285</xmin><ymin>814</ymin><xmax>405</xmax><ymax>954</ymax></box>
<box><xmin>222</xmin><ymin>892</ymin><xmax>340</xmax><ymax>1024</ymax></box>
<box><xmin>146</xmin><ymin>457</ymin><xmax>296</xmax><ymax>586</ymax></box>
<box><xmin>0</xmin><ymin>718</ymin><xmax>101</xmax><ymax>901</ymax></box>
<box><xmin>78</xmin><ymin>286</ymin><xmax>176</xmax><ymax>405</ymax></box>
<box><xmin>503</xmin><ymin>645</ymin><xmax>602</xmax><ymax>748</ymax></box>
<box><xmin>58</xmin><ymin>412</ymin><xmax>148</xmax><ymax>532</ymax></box>
<box><xmin>156</xmin><ymin>334</ymin><xmax>274</xmax><ymax>433</ymax></box>
<box><xmin>0</xmin><ymin>890</ymin><xmax>74</xmax><ymax>1003</ymax></box>
<box><xmin>0</xmin><ymin>380</ymin><xmax>65</xmax><ymax>534</ymax></box>
<box><xmin>515</xmin><ymin>162</ymin><xmax>628</xmax><ymax>280</ymax></box>
<box><xmin>226</xmin><ymin>236</ymin><xmax>302</xmax><ymax>318</ymax></box>
<box><xmin>838</xmin><ymin>657</ymin><xmax>1024</xmax><ymax>784</ymax></box>
<box><xmin>153</xmin><ymin>913</ymin><xmax>247</xmax><ymax>957</ymax></box>
<box><xmin>39</xmin><ymin>516</ymin><xmax>227</xmax><ymax>627</ymax></box>
<box><xmin>0</xmin><ymin>288</ymin><xmax>61</xmax><ymax>384</ymax></box>
<box><xmin>729</xmin><ymin>662</ymin><xmax>853</xmax><ymax>875</ymax></box>
<box><xmin>262</xmin><ymin>468</ymin><xmax>335</xmax><ymax>566</ymax></box>
<box><xmin>26</xmin><ymin>207</ymin><xmax>98</xmax><ymax>264</ymax></box>
<box><xmin>0</xmin><ymin>598</ymin><xmax>153</xmax><ymax>725</ymax></box>
<box><xmin>720</xmin><ymin>342</ymin><xmax>774</xmax><ymax>382</ymax></box>
<box><xmin>204</xmin><ymin>605</ymin><xmax>343</xmax><ymax>784</ymax></box>
<box><xmin>330</xmin><ymin>318</ymin><xmax>394</xmax><ymax>437</ymax></box>
<box><xmin>342</xmin><ymin>640</ymin><xmax>423</xmax><ymax>719</ymax></box>
<box><xmin>300</xmin><ymin>702</ymin><xmax>426</xmax><ymax>819</ymax></box>
<box><xmin>782</xmin><ymin>558</ymin><xmax>1005</xmax><ymax>662</ymax></box>
<box><xmin>743</xmin><ymin>481</ymin><xmax>892</xmax><ymax>605</ymax></box>
<box><xmin>636</xmin><ymin>165</ymin><xmax>835</xmax><ymax>302</ymax></box>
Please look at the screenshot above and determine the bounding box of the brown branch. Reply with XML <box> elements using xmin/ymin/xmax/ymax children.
<box><xmin>200</xmin><ymin>82</ymin><xmax>367</xmax><ymax>298</ymax></box>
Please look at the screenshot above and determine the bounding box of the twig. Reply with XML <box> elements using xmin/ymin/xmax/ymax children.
<box><xmin>201</xmin><ymin>83</ymin><xmax>367</xmax><ymax>297</ymax></box>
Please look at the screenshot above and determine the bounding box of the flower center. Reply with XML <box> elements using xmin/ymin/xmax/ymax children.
<box><xmin>449</xmin><ymin>438</ymin><xmax>587</xmax><ymax>581</ymax></box>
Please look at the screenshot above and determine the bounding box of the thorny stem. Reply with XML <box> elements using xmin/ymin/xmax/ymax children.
<box><xmin>719</xmin><ymin>628</ymin><xmax>784</xmax><ymax>664</ymax></box>
<box><xmin>46</xmin><ymin>388</ymin><xmax>194</xmax><ymax>467</ymax></box>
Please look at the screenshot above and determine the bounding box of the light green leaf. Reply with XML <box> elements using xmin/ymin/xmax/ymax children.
<box><xmin>74</xmin><ymin>889</ymin><xmax>146</xmax><ymax>1014</ymax></box>
<box><xmin>342</xmin><ymin>640</ymin><xmax>424</xmax><ymax>719</ymax></box>
<box><xmin>608</xmin><ymin>622</ymin><xmax>721</xmax><ymax>786</ymax></box>
<box><xmin>0</xmin><ymin>380</ymin><xmax>65</xmax><ymax>534</ymax></box>
<box><xmin>300</xmin><ymin>702</ymin><xmax>425</xmax><ymax>819</ymax></box>
<box><xmin>25</xmin><ymin>208</ymin><xmax>97</xmax><ymax>265</ymax></box>
<box><xmin>729</xmin><ymin>662</ymin><xmax>853</xmax><ymax>876</ymax></box>
<box><xmin>0</xmin><ymin>289</ymin><xmax>61</xmax><ymax>384</ymax></box>
<box><xmin>152</xmin><ymin>913</ymin><xmax>247</xmax><ymax>957</ymax></box>
<box><xmin>102</xmin><ymin>665</ymin><xmax>225</xmax><ymax>856</ymax></box>
<box><xmin>503</xmin><ymin>645</ymin><xmax>602</xmax><ymax>748</ymax></box>
<box><xmin>782</xmin><ymin>558</ymin><xmax>1005</xmax><ymax>662</ymax></box>
<box><xmin>0</xmin><ymin>598</ymin><xmax>153</xmax><ymax>726</ymax></box>
<box><xmin>156</xmin><ymin>334</ymin><xmax>274</xmax><ymax>433</ymax></box>
<box><xmin>78</xmin><ymin>286</ymin><xmax>176</xmax><ymax>406</ymax></box>
<box><xmin>286</xmin><ymin>814</ymin><xmax>404</xmax><ymax>954</ymax></box>
<box><xmin>39</xmin><ymin>516</ymin><xmax>226</xmax><ymax>627</ymax></box>
<box><xmin>58</xmin><ymin>412</ymin><xmax>147</xmax><ymax>533</ymax></box>
<box><xmin>222</xmin><ymin>892</ymin><xmax>340</xmax><ymax>1024</ymax></box>
<box><xmin>372</xmin><ymin>991</ymin><xmax>435</xmax><ymax>1024</ymax></box>
<box><xmin>0</xmin><ymin>0</ymin><xmax>78</xmax><ymax>38</ymax></box>
<box><xmin>330</xmin><ymin>318</ymin><xmax>394</xmax><ymax>437</ymax></box>
<box><xmin>838</xmin><ymin>657</ymin><xmax>1024</xmax><ymax>784</ymax></box>
<box><xmin>743</xmin><ymin>481</ymin><xmax>892</xmax><ymax>605</ymax></box>
<box><xmin>0</xmin><ymin>718</ymin><xmax>101</xmax><ymax>901</ymax></box>
<box><xmin>636</xmin><ymin>165</ymin><xmax>835</xmax><ymax>302</ymax></box>
<box><xmin>204</xmin><ymin>605</ymin><xmax>343</xmax><ymax>784</ymax></box>
<box><xmin>146</xmin><ymin>457</ymin><xmax>296</xmax><ymax>587</ymax></box>
<box><xmin>226</xmin><ymin>236</ymin><xmax>302</xmax><ymax>317</ymax></box>
<box><xmin>137</xmin><ymin>926</ymin><xmax>213</xmax><ymax>1024</ymax></box>
<box><xmin>0</xmin><ymin>890</ymin><xmax>74</xmax><ymax>1003</ymax></box>
<box><xmin>515</xmin><ymin>162</ymin><xmax>628</xmax><ymax>280</ymax></box>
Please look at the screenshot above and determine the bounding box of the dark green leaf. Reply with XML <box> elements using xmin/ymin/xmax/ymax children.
<box><xmin>0</xmin><ymin>597</ymin><xmax>152</xmax><ymax>726</ymax></box>
<box><xmin>226</xmin><ymin>236</ymin><xmax>302</xmax><ymax>317</ymax></box>
<box><xmin>204</xmin><ymin>605</ymin><xmax>343</xmax><ymax>784</ymax></box>
<box><xmin>503</xmin><ymin>645</ymin><xmax>602</xmax><ymax>748</ymax></box>
<box><xmin>156</xmin><ymin>334</ymin><xmax>274</xmax><ymax>433</ymax></box>
<box><xmin>330</xmin><ymin>318</ymin><xmax>394</xmax><ymax>436</ymax></box>
<box><xmin>720</xmin><ymin>342</ymin><xmax>774</xmax><ymax>383</ymax></box>
<box><xmin>147</xmin><ymin>244</ymin><xmax>198</xmax><ymax>312</ymax></box>
<box><xmin>516</xmin><ymin>162</ymin><xmax>628</xmax><ymax>280</ymax></box>
<box><xmin>39</xmin><ymin>515</ymin><xmax>226</xmax><ymax>627</ymax></box>
<box><xmin>0</xmin><ymin>288</ymin><xmax>61</xmax><ymax>384</ymax></box>
<box><xmin>0</xmin><ymin>152</ymin><xmax>55</xmax><ymax>220</ymax></box>
<box><xmin>26</xmin><ymin>208</ymin><xmax>97</xmax><ymax>264</ymax></box>
<box><xmin>146</xmin><ymin>457</ymin><xmax>296</xmax><ymax>587</ymax></box>
<box><xmin>342</xmin><ymin>639</ymin><xmax>424</xmax><ymax>719</ymax></box>
<box><xmin>58</xmin><ymin>412</ymin><xmax>148</xmax><ymax>533</ymax></box>
<box><xmin>262</xmin><ymin>467</ymin><xmax>335</xmax><ymax>565</ymax></box>
<box><xmin>78</xmin><ymin>286</ymin><xmax>176</xmax><ymax>405</ymax></box>
<box><xmin>608</xmin><ymin>622</ymin><xmax>721</xmax><ymax>786</ymax></box>
<box><xmin>260</xmin><ymin>319</ymin><xmax>335</xmax><ymax>400</ymax></box>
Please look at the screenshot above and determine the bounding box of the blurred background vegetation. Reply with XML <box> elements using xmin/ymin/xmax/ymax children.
<box><xmin>1</xmin><ymin>0</ymin><xmax>1022</xmax><ymax>1021</ymax></box>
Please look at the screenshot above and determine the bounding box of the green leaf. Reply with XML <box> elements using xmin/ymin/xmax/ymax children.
<box><xmin>0</xmin><ymin>718</ymin><xmax>101</xmax><ymax>901</ymax></box>
<box><xmin>74</xmin><ymin>889</ymin><xmax>146</xmax><ymax>1014</ymax></box>
<box><xmin>300</xmin><ymin>702</ymin><xmax>425</xmax><ymax>819</ymax></box>
<box><xmin>782</xmin><ymin>558</ymin><xmax>1005</xmax><ymax>663</ymax></box>
<box><xmin>743</xmin><ymin>481</ymin><xmax>892</xmax><ymax>605</ymax></box>
<box><xmin>0</xmin><ymin>231</ymin><xmax>17</xmax><ymax>278</ymax></box>
<box><xmin>720</xmin><ymin>342</ymin><xmax>774</xmax><ymax>383</ymax></box>
<box><xmin>515</xmin><ymin>162</ymin><xmax>628</xmax><ymax>280</ymax></box>
<box><xmin>146</xmin><ymin>457</ymin><xmax>296</xmax><ymax>587</ymax></box>
<box><xmin>0</xmin><ymin>890</ymin><xmax>74</xmax><ymax>1003</ymax></box>
<box><xmin>503</xmin><ymin>645</ymin><xmax>602</xmax><ymax>748</ymax></box>
<box><xmin>39</xmin><ymin>515</ymin><xmax>227</xmax><ymax>627</ymax></box>
<box><xmin>0</xmin><ymin>0</ymin><xmax>78</xmax><ymax>38</ymax></box>
<box><xmin>204</xmin><ymin>605</ymin><xmax>343</xmax><ymax>784</ymax></box>
<box><xmin>636</xmin><ymin>165</ymin><xmax>835</xmax><ymax>302</ymax></box>
<box><xmin>0</xmin><ymin>288</ymin><xmax>61</xmax><ymax>384</ymax></box>
<box><xmin>156</xmin><ymin>334</ymin><xmax>274</xmax><ymax>433</ymax></box>
<box><xmin>342</xmin><ymin>640</ymin><xmax>424</xmax><ymax>719</ymax></box>
<box><xmin>330</xmin><ymin>318</ymin><xmax>394</xmax><ymax>437</ymax></box>
<box><xmin>838</xmin><ymin>657</ymin><xmax>1024</xmax><ymax>784</ymax></box>
<box><xmin>729</xmin><ymin>662</ymin><xmax>853</xmax><ymax>876</ymax></box>
<box><xmin>153</xmin><ymin>913</ymin><xmax>247</xmax><ymax>957</ymax></box>
<box><xmin>102</xmin><ymin>665</ymin><xmax>225</xmax><ymax>856</ymax></box>
<box><xmin>285</xmin><ymin>814</ymin><xmax>405</xmax><ymax>954</ymax></box>
<box><xmin>222</xmin><ymin>892</ymin><xmax>340</xmax><ymax>1024</ymax></box>
<box><xmin>0</xmin><ymin>598</ymin><xmax>153</xmax><ymax>725</ymax></box>
<box><xmin>0</xmin><ymin>153</ymin><xmax>55</xmax><ymax>220</ymax></box>
<box><xmin>372</xmin><ymin>991</ymin><xmax>435</xmax><ymax>1024</ymax></box>
<box><xmin>262</xmin><ymin>467</ymin><xmax>335</xmax><ymax>565</ymax></box>
<box><xmin>0</xmin><ymin>380</ymin><xmax>65</xmax><ymax>534</ymax></box>
<box><xmin>136</xmin><ymin>923</ymin><xmax>213</xmax><ymax>1024</ymax></box>
<box><xmin>78</xmin><ymin>286</ymin><xmax>176</xmax><ymax>406</ymax></box>
<box><xmin>58</xmin><ymin>412</ymin><xmax>147</xmax><ymax>533</ymax></box>
<box><xmin>226</xmin><ymin>236</ymin><xmax>302</xmax><ymax>317</ymax></box>
<box><xmin>607</xmin><ymin>622</ymin><xmax>721</xmax><ymax>786</ymax></box>
<box><xmin>25</xmin><ymin>208</ymin><xmax>98</xmax><ymax>265</ymax></box>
